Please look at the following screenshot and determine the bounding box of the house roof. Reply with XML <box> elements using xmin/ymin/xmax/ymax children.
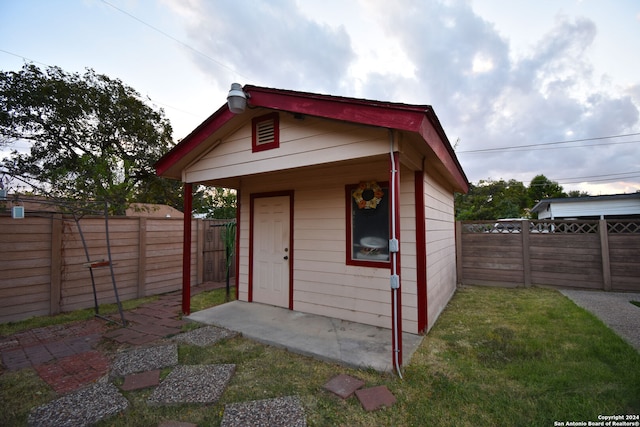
<box><xmin>531</xmin><ymin>192</ymin><xmax>640</xmax><ymax>214</ymax></box>
<box><xmin>155</xmin><ymin>85</ymin><xmax>469</xmax><ymax>192</ymax></box>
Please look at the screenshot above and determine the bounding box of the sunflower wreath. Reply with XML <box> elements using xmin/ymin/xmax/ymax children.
<box><xmin>352</xmin><ymin>181</ymin><xmax>384</xmax><ymax>209</ymax></box>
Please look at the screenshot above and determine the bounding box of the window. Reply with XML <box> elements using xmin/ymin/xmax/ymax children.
<box><xmin>252</xmin><ymin>112</ymin><xmax>279</xmax><ymax>152</ymax></box>
<box><xmin>346</xmin><ymin>181</ymin><xmax>390</xmax><ymax>267</ymax></box>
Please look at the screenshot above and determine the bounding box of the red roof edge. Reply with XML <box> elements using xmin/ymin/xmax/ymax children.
<box><xmin>155</xmin><ymin>104</ymin><xmax>235</xmax><ymax>177</ymax></box>
<box><xmin>156</xmin><ymin>84</ymin><xmax>469</xmax><ymax>193</ymax></box>
<box><xmin>422</xmin><ymin>109</ymin><xmax>469</xmax><ymax>193</ymax></box>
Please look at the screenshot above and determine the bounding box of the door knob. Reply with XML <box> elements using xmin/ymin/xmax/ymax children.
<box><xmin>283</xmin><ymin>255</ymin><xmax>289</xmax><ymax>260</ymax></box>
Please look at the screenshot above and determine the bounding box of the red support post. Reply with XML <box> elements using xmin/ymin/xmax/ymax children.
<box><xmin>182</xmin><ymin>183</ymin><xmax>193</xmax><ymax>315</ymax></box>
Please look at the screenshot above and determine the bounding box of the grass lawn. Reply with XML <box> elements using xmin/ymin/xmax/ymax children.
<box><xmin>1</xmin><ymin>286</ymin><xmax>639</xmax><ymax>426</ymax></box>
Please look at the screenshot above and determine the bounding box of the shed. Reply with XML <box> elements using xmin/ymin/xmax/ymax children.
<box><xmin>531</xmin><ymin>193</ymin><xmax>640</xmax><ymax>220</ymax></box>
<box><xmin>156</xmin><ymin>85</ymin><xmax>469</xmax><ymax>369</ymax></box>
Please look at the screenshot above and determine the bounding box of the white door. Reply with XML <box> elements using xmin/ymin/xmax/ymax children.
<box><xmin>253</xmin><ymin>196</ymin><xmax>290</xmax><ymax>308</ymax></box>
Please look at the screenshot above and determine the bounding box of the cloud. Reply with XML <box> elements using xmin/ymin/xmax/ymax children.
<box><xmin>165</xmin><ymin>0</ymin><xmax>639</xmax><ymax>192</ymax></box>
<box><xmin>165</xmin><ymin>0</ymin><xmax>354</xmax><ymax>93</ymax></box>
<box><xmin>360</xmin><ymin>1</ymin><xmax>639</xmax><ymax>188</ymax></box>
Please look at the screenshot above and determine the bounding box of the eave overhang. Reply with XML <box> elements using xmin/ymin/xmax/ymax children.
<box><xmin>155</xmin><ymin>85</ymin><xmax>469</xmax><ymax>193</ymax></box>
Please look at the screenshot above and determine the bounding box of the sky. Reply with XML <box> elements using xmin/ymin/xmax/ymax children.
<box><xmin>1</xmin><ymin>0</ymin><xmax>639</xmax><ymax>195</ymax></box>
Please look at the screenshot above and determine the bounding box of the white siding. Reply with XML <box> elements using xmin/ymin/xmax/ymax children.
<box><xmin>399</xmin><ymin>165</ymin><xmax>418</xmax><ymax>333</ymax></box>
<box><xmin>547</xmin><ymin>198</ymin><xmax>640</xmax><ymax>219</ymax></box>
<box><xmin>424</xmin><ymin>171</ymin><xmax>457</xmax><ymax>331</ymax></box>
<box><xmin>200</xmin><ymin>118</ymin><xmax>459</xmax><ymax>333</ymax></box>
<box><xmin>237</xmin><ymin>159</ymin><xmax>395</xmax><ymax>329</ymax></box>
<box><xmin>185</xmin><ymin>115</ymin><xmax>390</xmax><ymax>183</ymax></box>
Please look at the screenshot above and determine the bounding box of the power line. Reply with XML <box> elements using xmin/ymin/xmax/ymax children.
<box><xmin>458</xmin><ymin>132</ymin><xmax>640</xmax><ymax>154</ymax></box>
<box><xmin>0</xmin><ymin>48</ymin><xmax>50</xmax><ymax>67</ymax></box>
<box><xmin>100</xmin><ymin>0</ymin><xmax>252</xmax><ymax>82</ymax></box>
<box><xmin>557</xmin><ymin>175</ymin><xmax>640</xmax><ymax>185</ymax></box>
<box><xmin>465</xmin><ymin>139</ymin><xmax>639</xmax><ymax>153</ymax></box>
<box><xmin>473</xmin><ymin>170</ymin><xmax>640</xmax><ymax>187</ymax></box>
<box><xmin>554</xmin><ymin>171</ymin><xmax>640</xmax><ymax>181</ymax></box>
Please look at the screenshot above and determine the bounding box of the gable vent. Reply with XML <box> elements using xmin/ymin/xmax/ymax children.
<box><xmin>256</xmin><ymin>119</ymin><xmax>275</xmax><ymax>145</ymax></box>
<box><xmin>252</xmin><ymin>112</ymin><xmax>280</xmax><ymax>152</ymax></box>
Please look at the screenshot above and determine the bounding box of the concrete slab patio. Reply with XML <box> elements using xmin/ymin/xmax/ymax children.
<box><xmin>186</xmin><ymin>300</ymin><xmax>424</xmax><ymax>373</ymax></box>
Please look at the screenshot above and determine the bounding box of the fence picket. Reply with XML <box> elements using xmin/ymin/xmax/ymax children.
<box><xmin>456</xmin><ymin>219</ymin><xmax>640</xmax><ymax>292</ymax></box>
<box><xmin>0</xmin><ymin>215</ymin><xmax>235</xmax><ymax>324</ymax></box>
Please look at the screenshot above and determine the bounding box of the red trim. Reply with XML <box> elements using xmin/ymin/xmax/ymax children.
<box><xmin>345</xmin><ymin>182</ymin><xmax>391</xmax><ymax>269</ymax></box>
<box><xmin>415</xmin><ymin>171</ymin><xmax>428</xmax><ymax>333</ymax></box>
<box><xmin>155</xmin><ymin>85</ymin><xmax>468</xmax><ymax>193</ymax></box>
<box><xmin>246</xmin><ymin>86</ymin><xmax>427</xmax><ymax>131</ymax></box>
<box><xmin>249</xmin><ymin>191</ymin><xmax>295</xmax><ymax>310</ymax></box>
<box><xmin>182</xmin><ymin>183</ymin><xmax>193</xmax><ymax>315</ymax></box>
<box><xmin>252</xmin><ymin>112</ymin><xmax>280</xmax><ymax>152</ymax></box>
<box><xmin>234</xmin><ymin>190</ymin><xmax>241</xmax><ymax>301</ymax></box>
<box><xmin>390</xmin><ymin>153</ymin><xmax>403</xmax><ymax>369</ymax></box>
<box><xmin>155</xmin><ymin>105</ymin><xmax>234</xmax><ymax>177</ymax></box>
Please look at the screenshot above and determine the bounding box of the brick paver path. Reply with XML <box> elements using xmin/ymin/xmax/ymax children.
<box><xmin>0</xmin><ymin>283</ymin><xmax>224</xmax><ymax>394</ymax></box>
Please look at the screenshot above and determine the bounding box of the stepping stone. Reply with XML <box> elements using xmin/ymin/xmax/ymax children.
<box><xmin>148</xmin><ymin>364</ymin><xmax>235</xmax><ymax>405</ymax></box>
<box><xmin>121</xmin><ymin>369</ymin><xmax>161</xmax><ymax>391</ymax></box>
<box><xmin>111</xmin><ymin>344</ymin><xmax>178</xmax><ymax>377</ymax></box>
<box><xmin>28</xmin><ymin>382</ymin><xmax>128</xmax><ymax>427</ymax></box>
<box><xmin>355</xmin><ymin>385</ymin><xmax>396</xmax><ymax>411</ymax></box>
<box><xmin>323</xmin><ymin>374</ymin><xmax>365</xmax><ymax>399</ymax></box>
<box><xmin>173</xmin><ymin>326</ymin><xmax>238</xmax><ymax>347</ymax></box>
<box><xmin>221</xmin><ymin>395</ymin><xmax>306</xmax><ymax>427</ymax></box>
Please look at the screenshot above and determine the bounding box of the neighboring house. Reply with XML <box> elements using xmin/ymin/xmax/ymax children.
<box><xmin>531</xmin><ymin>193</ymin><xmax>640</xmax><ymax>220</ymax></box>
<box><xmin>126</xmin><ymin>203</ymin><xmax>184</xmax><ymax>218</ymax></box>
<box><xmin>156</xmin><ymin>84</ymin><xmax>469</xmax><ymax>368</ymax></box>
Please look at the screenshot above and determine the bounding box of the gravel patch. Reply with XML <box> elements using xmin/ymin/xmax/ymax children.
<box><xmin>221</xmin><ymin>395</ymin><xmax>306</xmax><ymax>427</ymax></box>
<box><xmin>173</xmin><ymin>326</ymin><xmax>238</xmax><ymax>347</ymax></box>
<box><xmin>28</xmin><ymin>382</ymin><xmax>128</xmax><ymax>427</ymax></box>
<box><xmin>148</xmin><ymin>364</ymin><xmax>236</xmax><ymax>405</ymax></box>
<box><xmin>111</xmin><ymin>344</ymin><xmax>178</xmax><ymax>377</ymax></box>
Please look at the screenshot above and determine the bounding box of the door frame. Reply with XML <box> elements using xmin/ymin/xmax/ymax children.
<box><xmin>248</xmin><ymin>190</ymin><xmax>294</xmax><ymax>310</ymax></box>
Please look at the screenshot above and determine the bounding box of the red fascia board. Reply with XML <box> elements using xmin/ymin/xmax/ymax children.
<box><xmin>245</xmin><ymin>85</ymin><xmax>428</xmax><ymax>131</ymax></box>
<box><xmin>417</xmin><ymin>114</ymin><xmax>469</xmax><ymax>193</ymax></box>
<box><xmin>156</xmin><ymin>84</ymin><xmax>469</xmax><ymax>193</ymax></box>
<box><xmin>247</xmin><ymin>86</ymin><xmax>468</xmax><ymax>193</ymax></box>
<box><xmin>155</xmin><ymin>105</ymin><xmax>235</xmax><ymax>177</ymax></box>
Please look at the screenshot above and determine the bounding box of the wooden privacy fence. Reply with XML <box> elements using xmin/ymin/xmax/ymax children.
<box><xmin>456</xmin><ymin>219</ymin><xmax>640</xmax><ymax>291</ymax></box>
<box><xmin>0</xmin><ymin>215</ymin><xmax>235</xmax><ymax>324</ymax></box>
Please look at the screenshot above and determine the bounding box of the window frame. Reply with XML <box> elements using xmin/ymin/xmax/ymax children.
<box><xmin>251</xmin><ymin>112</ymin><xmax>280</xmax><ymax>153</ymax></box>
<box><xmin>345</xmin><ymin>181</ymin><xmax>391</xmax><ymax>268</ymax></box>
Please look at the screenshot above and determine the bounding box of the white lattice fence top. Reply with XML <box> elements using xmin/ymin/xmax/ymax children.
<box><xmin>530</xmin><ymin>220</ymin><xmax>599</xmax><ymax>234</ymax></box>
<box><xmin>607</xmin><ymin>221</ymin><xmax>640</xmax><ymax>234</ymax></box>
<box><xmin>462</xmin><ymin>219</ymin><xmax>640</xmax><ymax>234</ymax></box>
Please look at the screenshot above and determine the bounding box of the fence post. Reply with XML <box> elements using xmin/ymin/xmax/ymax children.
<box><xmin>522</xmin><ymin>220</ymin><xmax>531</xmax><ymax>287</ymax></box>
<box><xmin>455</xmin><ymin>221</ymin><xmax>463</xmax><ymax>286</ymax></box>
<box><xmin>599</xmin><ymin>219</ymin><xmax>612</xmax><ymax>291</ymax></box>
<box><xmin>50</xmin><ymin>214</ymin><xmax>63</xmax><ymax>315</ymax></box>
<box><xmin>137</xmin><ymin>217</ymin><xmax>147</xmax><ymax>298</ymax></box>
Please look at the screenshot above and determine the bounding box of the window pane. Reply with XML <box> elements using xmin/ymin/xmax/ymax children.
<box><xmin>351</xmin><ymin>183</ymin><xmax>389</xmax><ymax>262</ymax></box>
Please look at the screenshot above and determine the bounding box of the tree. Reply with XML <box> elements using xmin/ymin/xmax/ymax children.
<box><xmin>454</xmin><ymin>174</ymin><xmax>575</xmax><ymax>220</ymax></box>
<box><xmin>527</xmin><ymin>174</ymin><xmax>566</xmax><ymax>205</ymax></box>
<box><xmin>455</xmin><ymin>179</ymin><xmax>529</xmax><ymax>220</ymax></box>
<box><xmin>567</xmin><ymin>190</ymin><xmax>590</xmax><ymax>198</ymax></box>
<box><xmin>193</xmin><ymin>187</ymin><xmax>237</xmax><ymax>219</ymax></box>
<box><xmin>0</xmin><ymin>64</ymin><xmax>175</xmax><ymax>214</ymax></box>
